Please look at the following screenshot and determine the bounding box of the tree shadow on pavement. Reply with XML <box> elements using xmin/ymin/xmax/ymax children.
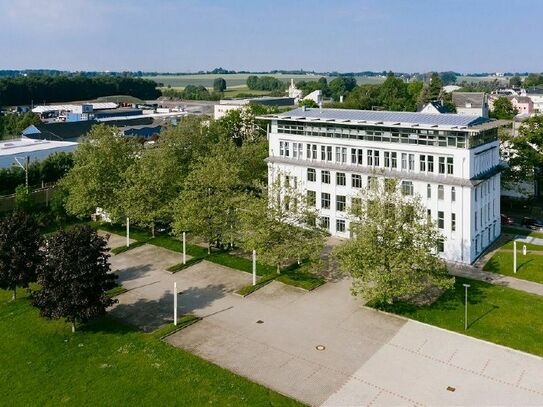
<box><xmin>110</xmin><ymin>284</ymin><xmax>227</xmax><ymax>332</ymax></box>
<box><xmin>113</xmin><ymin>264</ymin><xmax>153</xmax><ymax>284</ymax></box>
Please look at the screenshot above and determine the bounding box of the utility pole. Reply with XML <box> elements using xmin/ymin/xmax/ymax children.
<box><xmin>252</xmin><ymin>250</ymin><xmax>257</xmax><ymax>286</ymax></box>
<box><xmin>463</xmin><ymin>283</ymin><xmax>470</xmax><ymax>330</ymax></box>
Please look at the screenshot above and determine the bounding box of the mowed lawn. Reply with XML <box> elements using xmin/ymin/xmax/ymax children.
<box><xmin>483</xmin><ymin>239</ymin><xmax>543</xmax><ymax>284</ymax></box>
<box><xmin>0</xmin><ymin>289</ymin><xmax>302</xmax><ymax>406</ymax></box>
<box><xmin>378</xmin><ymin>277</ymin><xmax>543</xmax><ymax>357</ymax></box>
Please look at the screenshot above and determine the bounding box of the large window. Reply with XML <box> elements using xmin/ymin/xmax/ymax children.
<box><xmin>427</xmin><ymin>184</ymin><xmax>431</xmax><ymax>198</ymax></box>
<box><xmin>420</xmin><ymin>155</ymin><xmax>426</xmax><ymax>172</ymax></box>
<box><xmin>451</xmin><ymin>186</ymin><xmax>456</xmax><ymax>202</ymax></box>
<box><xmin>284</xmin><ymin>142</ymin><xmax>290</xmax><ymax>157</ymax></box>
<box><xmin>437</xmin><ymin>238</ymin><xmax>444</xmax><ymax>253</ymax></box>
<box><xmin>321</xmin><ymin>193</ymin><xmax>331</xmax><ymax>209</ymax></box>
<box><xmin>336</xmin><ymin>219</ymin><xmax>346</xmax><ymax>233</ymax></box>
<box><xmin>336</xmin><ymin>172</ymin><xmax>346</xmax><ymax>186</ymax></box>
<box><xmin>367</xmin><ymin>149</ymin><xmax>374</xmax><ymax>166</ymax></box>
<box><xmin>428</xmin><ymin>155</ymin><xmax>434</xmax><ymax>172</ymax></box>
<box><xmin>307</xmin><ymin>168</ymin><xmax>316</xmax><ymax>182</ymax></box>
<box><xmin>452</xmin><ymin>212</ymin><xmax>456</xmax><ymax>231</ymax></box>
<box><xmin>322</xmin><ymin>170</ymin><xmax>330</xmax><ymax>184</ymax></box>
<box><xmin>447</xmin><ymin>157</ymin><xmax>454</xmax><ymax>174</ymax></box>
<box><xmin>401</xmin><ymin>181</ymin><xmax>414</xmax><ymax>196</ymax></box>
<box><xmin>320</xmin><ymin>216</ymin><xmax>330</xmax><ymax>231</ymax></box>
<box><xmin>326</xmin><ymin>146</ymin><xmax>332</xmax><ymax>161</ymax></box>
<box><xmin>336</xmin><ymin>195</ymin><xmax>346</xmax><ymax>212</ymax></box>
<box><xmin>438</xmin><ymin>185</ymin><xmax>444</xmax><ymax>200</ymax></box>
<box><xmin>352</xmin><ymin>174</ymin><xmax>362</xmax><ymax>188</ymax></box>
<box><xmin>401</xmin><ymin>153</ymin><xmax>407</xmax><ymax>170</ymax></box>
<box><xmin>439</xmin><ymin>157</ymin><xmax>446</xmax><ymax>174</ymax></box>
<box><xmin>374</xmin><ymin>150</ymin><xmax>380</xmax><ymax>167</ymax></box>
<box><xmin>307</xmin><ymin>190</ymin><xmax>316</xmax><ymax>207</ymax></box>
<box><xmin>351</xmin><ymin>148</ymin><xmax>363</xmax><ymax>164</ymax></box>
<box><xmin>408</xmin><ymin>154</ymin><xmax>415</xmax><ymax>171</ymax></box>
<box><xmin>438</xmin><ymin>211</ymin><xmax>444</xmax><ymax>229</ymax></box>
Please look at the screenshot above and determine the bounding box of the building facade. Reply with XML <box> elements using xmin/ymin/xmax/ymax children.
<box><xmin>264</xmin><ymin>107</ymin><xmax>503</xmax><ymax>265</ymax></box>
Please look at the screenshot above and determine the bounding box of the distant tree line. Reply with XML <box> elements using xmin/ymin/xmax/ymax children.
<box><xmin>161</xmin><ymin>85</ymin><xmax>222</xmax><ymax>101</ymax></box>
<box><xmin>0</xmin><ymin>112</ymin><xmax>41</xmax><ymax>140</ymax></box>
<box><xmin>0</xmin><ymin>75</ymin><xmax>161</xmax><ymax>107</ymax></box>
<box><xmin>246</xmin><ymin>75</ymin><xmax>285</xmax><ymax>92</ymax></box>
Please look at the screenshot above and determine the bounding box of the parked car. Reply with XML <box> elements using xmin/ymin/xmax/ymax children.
<box><xmin>521</xmin><ymin>217</ymin><xmax>543</xmax><ymax>230</ymax></box>
<box><xmin>501</xmin><ymin>214</ymin><xmax>514</xmax><ymax>225</ymax></box>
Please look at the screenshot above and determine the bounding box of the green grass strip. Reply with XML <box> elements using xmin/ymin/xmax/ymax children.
<box><xmin>236</xmin><ymin>274</ymin><xmax>278</xmax><ymax>297</ymax></box>
<box><xmin>106</xmin><ymin>285</ymin><xmax>128</xmax><ymax>298</ymax></box>
<box><xmin>166</xmin><ymin>258</ymin><xmax>204</xmax><ymax>273</ymax></box>
<box><xmin>149</xmin><ymin>315</ymin><xmax>201</xmax><ymax>339</ymax></box>
<box><xmin>110</xmin><ymin>240</ymin><xmax>147</xmax><ymax>255</ymax></box>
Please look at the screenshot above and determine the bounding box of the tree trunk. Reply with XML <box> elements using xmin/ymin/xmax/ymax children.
<box><xmin>71</xmin><ymin>321</ymin><xmax>76</xmax><ymax>333</ymax></box>
<box><xmin>208</xmin><ymin>240</ymin><xmax>211</xmax><ymax>255</ymax></box>
<box><xmin>151</xmin><ymin>223</ymin><xmax>155</xmax><ymax>238</ymax></box>
<box><xmin>276</xmin><ymin>264</ymin><xmax>281</xmax><ymax>274</ymax></box>
<box><xmin>12</xmin><ymin>289</ymin><xmax>16</xmax><ymax>301</ymax></box>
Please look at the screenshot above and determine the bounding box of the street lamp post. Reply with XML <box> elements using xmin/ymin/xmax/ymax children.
<box><xmin>252</xmin><ymin>250</ymin><xmax>257</xmax><ymax>286</ymax></box>
<box><xmin>513</xmin><ymin>240</ymin><xmax>517</xmax><ymax>274</ymax></box>
<box><xmin>173</xmin><ymin>281</ymin><xmax>178</xmax><ymax>326</ymax></box>
<box><xmin>463</xmin><ymin>283</ymin><xmax>470</xmax><ymax>330</ymax></box>
<box><xmin>182</xmin><ymin>231</ymin><xmax>186</xmax><ymax>265</ymax></box>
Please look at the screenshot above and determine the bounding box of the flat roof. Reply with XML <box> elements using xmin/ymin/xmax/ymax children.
<box><xmin>0</xmin><ymin>137</ymin><xmax>78</xmax><ymax>156</ymax></box>
<box><xmin>266</xmin><ymin>107</ymin><xmax>491</xmax><ymax>130</ymax></box>
<box><xmin>32</xmin><ymin>102</ymin><xmax>118</xmax><ymax>113</ymax></box>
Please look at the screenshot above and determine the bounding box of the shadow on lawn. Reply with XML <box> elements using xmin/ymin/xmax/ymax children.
<box><xmin>109</xmin><ymin>284</ymin><xmax>227</xmax><ymax>333</ymax></box>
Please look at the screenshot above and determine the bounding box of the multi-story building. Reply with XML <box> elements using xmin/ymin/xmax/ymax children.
<box><xmin>263</xmin><ymin>107</ymin><xmax>504</xmax><ymax>265</ymax></box>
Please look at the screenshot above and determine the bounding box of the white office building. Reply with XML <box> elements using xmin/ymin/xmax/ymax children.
<box><xmin>263</xmin><ymin>107</ymin><xmax>504</xmax><ymax>265</ymax></box>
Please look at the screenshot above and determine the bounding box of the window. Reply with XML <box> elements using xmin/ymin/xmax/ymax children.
<box><xmin>451</xmin><ymin>213</ymin><xmax>456</xmax><ymax>231</ymax></box>
<box><xmin>312</xmin><ymin>144</ymin><xmax>317</xmax><ymax>159</ymax></box>
<box><xmin>367</xmin><ymin>149</ymin><xmax>373</xmax><ymax>166</ymax></box>
<box><xmin>326</xmin><ymin>146</ymin><xmax>332</xmax><ymax>161</ymax></box>
<box><xmin>451</xmin><ymin>187</ymin><xmax>456</xmax><ymax>202</ymax></box>
<box><xmin>437</xmin><ymin>238</ymin><xmax>444</xmax><ymax>253</ymax></box>
<box><xmin>279</xmin><ymin>141</ymin><xmax>284</xmax><ymax>156</ymax></box>
<box><xmin>336</xmin><ymin>219</ymin><xmax>346</xmax><ymax>233</ymax></box>
<box><xmin>447</xmin><ymin>157</ymin><xmax>454</xmax><ymax>174</ymax></box>
<box><xmin>292</xmin><ymin>142</ymin><xmax>298</xmax><ymax>158</ymax></box>
<box><xmin>336</xmin><ymin>172</ymin><xmax>346</xmax><ymax>186</ymax></box>
<box><xmin>408</xmin><ymin>154</ymin><xmax>415</xmax><ymax>171</ymax></box>
<box><xmin>307</xmin><ymin>190</ymin><xmax>316</xmax><ymax>206</ymax></box>
<box><xmin>320</xmin><ymin>216</ymin><xmax>330</xmax><ymax>231</ymax></box>
<box><xmin>438</xmin><ymin>211</ymin><xmax>444</xmax><ymax>229</ymax></box>
<box><xmin>284</xmin><ymin>142</ymin><xmax>290</xmax><ymax>157</ymax></box>
<box><xmin>384</xmin><ymin>151</ymin><xmax>390</xmax><ymax>168</ymax></box>
<box><xmin>427</xmin><ymin>184</ymin><xmax>431</xmax><ymax>198</ymax></box>
<box><xmin>284</xmin><ymin>175</ymin><xmax>290</xmax><ymax>187</ymax></box>
<box><xmin>336</xmin><ymin>195</ymin><xmax>346</xmax><ymax>212</ymax></box>
<box><xmin>293</xmin><ymin>176</ymin><xmax>298</xmax><ymax>189</ymax></box>
<box><xmin>307</xmin><ymin>168</ymin><xmax>316</xmax><ymax>182</ymax></box>
<box><xmin>335</xmin><ymin>147</ymin><xmax>341</xmax><ymax>162</ymax></box>
<box><xmin>368</xmin><ymin>176</ymin><xmax>378</xmax><ymax>189</ymax></box>
<box><xmin>401</xmin><ymin>153</ymin><xmax>407</xmax><ymax>170</ymax></box>
<box><xmin>306</xmin><ymin>144</ymin><xmax>311</xmax><ymax>159</ymax></box>
<box><xmin>439</xmin><ymin>157</ymin><xmax>445</xmax><ymax>174</ymax></box>
<box><xmin>321</xmin><ymin>145</ymin><xmax>326</xmax><ymax>160</ymax></box>
<box><xmin>322</xmin><ymin>170</ymin><xmax>330</xmax><ymax>184</ymax></box>
<box><xmin>392</xmin><ymin>152</ymin><xmax>398</xmax><ymax>168</ymax></box>
<box><xmin>351</xmin><ymin>148</ymin><xmax>357</xmax><ymax>164</ymax></box>
<box><xmin>321</xmin><ymin>193</ymin><xmax>330</xmax><ymax>209</ymax></box>
<box><xmin>352</xmin><ymin>174</ymin><xmax>362</xmax><ymax>188</ymax></box>
<box><xmin>341</xmin><ymin>147</ymin><xmax>347</xmax><ymax>163</ymax></box>
<box><xmin>475</xmin><ymin>187</ymin><xmax>478</xmax><ymax>202</ymax></box>
<box><xmin>384</xmin><ymin>178</ymin><xmax>395</xmax><ymax>193</ymax></box>
<box><xmin>475</xmin><ymin>211</ymin><xmax>478</xmax><ymax>231</ymax></box>
<box><xmin>351</xmin><ymin>197</ymin><xmax>362</xmax><ymax>213</ymax></box>
<box><xmin>427</xmin><ymin>209</ymin><xmax>432</xmax><ymax>221</ymax></box>
<box><xmin>401</xmin><ymin>181</ymin><xmax>414</xmax><ymax>196</ymax></box>
<box><xmin>420</xmin><ymin>155</ymin><xmax>426</xmax><ymax>172</ymax></box>
<box><xmin>427</xmin><ymin>155</ymin><xmax>434</xmax><ymax>172</ymax></box>
<box><xmin>374</xmin><ymin>150</ymin><xmax>380</xmax><ymax>166</ymax></box>
<box><xmin>355</xmin><ymin>149</ymin><xmax>363</xmax><ymax>164</ymax></box>
<box><xmin>438</xmin><ymin>185</ymin><xmax>444</xmax><ymax>200</ymax></box>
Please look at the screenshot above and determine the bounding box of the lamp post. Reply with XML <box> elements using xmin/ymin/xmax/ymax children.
<box><xmin>126</xmin><ymin>217</ymin><xmax>130</xmax><ymax>247</ymax></box>
<box><xmin>173</xmin><ymin>281</ymin><xmax>178</xmax><ymax>326</ymax></box>
<box><xmin>513</xmin><ymin>240</ymin><xmax>517</xmax><ymax>274</ymax></box>
<box><xmin>463</xmin><ymin>283</ymin><xmax>470</xmax><ymax>330</ymax></box>
<box><xmin>182</xmin><ymin>231</ymin><xmax>186</xmax><ymax>265</ymax></box>
<box><xmin>252</xmin><ymin>250</ymin><xmax>257</xmax><ymax>286</ymax></box>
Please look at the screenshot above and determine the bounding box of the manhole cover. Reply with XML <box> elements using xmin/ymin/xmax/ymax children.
<box><xmin>447</xmin><ymin>386</ymin><xmax>456</xmax><ymax>392</ymax></box>
<box><xmin>316</xmin><ymin>345</ymin><xmax>326</xmax><ymax>351</ymax></box>
<box><xmin>256</xmin><ymin>320</ymin><xmax>264</xmax><ymax>324</ymax></box>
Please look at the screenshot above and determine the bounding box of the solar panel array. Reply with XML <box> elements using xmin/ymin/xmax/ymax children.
<box><xmin>278</xmin><ymin>107</ymin><xmax>487</xmax><ymax>128</ymax></box>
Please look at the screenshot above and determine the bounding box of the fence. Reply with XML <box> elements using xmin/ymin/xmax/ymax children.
<box><xmin>0</xmin><ymin>185</ymin><xmax>57</xmax><ymax>212</ymax></box>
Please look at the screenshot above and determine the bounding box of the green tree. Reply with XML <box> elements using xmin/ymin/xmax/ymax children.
<box><xmin>238</xmin><ymin>178</ymin><xmax>326</xmax><ymax>273</ymax></box>
<box><xmin>328</xmin><ymin>76</ymin><xmax>357</xmax><ymax>101</ymax></box>
<box><xmin>172</xmin><ymin>142</ymin><xmax>243</xmax><ymax>253</ymax></box>
<box><xmin>60</xmin><ymin>124</ymin><xmax>140</xmax><ymax>219</ymax></box>
<box><xmin>509</xmin><ymin>76</ymin><xmax>522</xmax><ymax>87</ymax></box>
<box><xmin>33</xmin><ymin>225</ymin><xmax>117</xmax><ymax>332</ymax></box>
<box><xmin>333</xmin><ymin>179</ymin><xmax>453</xmax><ymax>305</ymax></box>
<box><xmin>0</xmin><ymin>211</ymin><xmax>42</xmax><ymax>300</ymax></box>
<box><xmin>418</xmin><ymin>72</ymin><xmax>444</xmax><ymax>104</ymax></box>
<box><xmin>490</xmin><ymin>97</ymin><xmax>518</xmax><ymax>120</ymax></box>
<box><xmin>14</xmin><ymin>184</ymin><xmax>33</xmax><ymax>212</ymax></box>
<box><xmin>524</xmin><ymin>73</ymin><xmax>543</xmax><ymax>88</ymax></box>
<box><xmin>213</xmin><ymin>77</ymin><xmax>227</xmax><ymax>92</ymax></box>
<box><xmin>377</xmin><ymin>72</ymin><xmax>415</xmax><ymax>111</ymax></box>
<box><xmin>299</xmin><ymin>99</ymin><xmax>319</xmax><ymax>108</ymax></box>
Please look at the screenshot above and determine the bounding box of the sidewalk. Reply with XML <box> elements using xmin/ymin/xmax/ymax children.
<box><xmin>448</xmin><ymin>263</ymin><xmax>543</xmax><ymax>297</ymax></box>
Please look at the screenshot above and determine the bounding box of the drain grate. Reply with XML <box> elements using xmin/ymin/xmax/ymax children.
<box><xmin>447</xmin><ymin>386</ymin><xmax>456</xmax><ymax>392</ymax></box>
<box><xmin>256</xmin><ymin>320</ymin><xmax>264</xmax><ymax>324</ymax></box>
<box><xmin>316</xmin><ymin>345</ymin><xmax>326</xmax><ymax>351</ymax></box>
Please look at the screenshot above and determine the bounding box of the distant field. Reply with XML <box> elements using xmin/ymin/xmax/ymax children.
<box><xmin>144</xmin><ymin>73</ymin><xmax>386</xmax><ymax>90</ymax></box>
<box><xmin>456</xmin><ymin>75</ymin><xmax>512</xmax><ymax>84</ymax></box>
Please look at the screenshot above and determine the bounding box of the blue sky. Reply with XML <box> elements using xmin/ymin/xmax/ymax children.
<box><xmin>0</xmin><ymin>0</ymin><xmax>541</xmax><ymax>73</ymax></box>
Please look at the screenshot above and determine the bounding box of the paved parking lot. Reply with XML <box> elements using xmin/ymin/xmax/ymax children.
<box><xmin>110</xmin><ymin>243</ymin><xmax>543</xmax><ymax>406</ymax></box>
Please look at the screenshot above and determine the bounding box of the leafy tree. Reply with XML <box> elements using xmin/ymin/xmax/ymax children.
<box><xmin>213</xmin><ymin>77</ymin><xmax>227</xmax><ymax>92</ymax></box>
<box><xmin>60</xmin><ymin>124</ymin><xmax>140</xmax><ymax>219</ymax></box>
<box><xmin>377</xmin><ymin>72</ymin><xmax>415</xmax><ymax>111</ymax></box>
<box><xmin>339</xmin><ymin>84</ymin><xmax>381</xmax><ymax>110</ymax></box>
<box><xmin>32</xmin><ymin>225</ymin><xmax>117</xmax><ymax>332</ymax></box>
<box><xmin>172</xmin><ymin>141</ymin><xmax>243</xmax><ymax>253</ymax></box>
<box><xmin>14</xmin><ymin>184</ymin><xmax>33</xmax><ymax>212</ymax></box>
<box><xmin>328</xmin><ymin>76</ymin><xmax>357</xmax><ymax>101</ymax></box>
<box><xmin>246</xmin><ymin>76</ymin><xmax>284</xmax><ymax>91</ymax></box>
<box><xmin>439</xmin><ymin>71</ymin><xmax>457</xmax><ymax>86</ymax></box>
<box><xmin>0</xmin><ymin>112</ymin><xmax>41</xmax><ymax>140</ymax></box>
<box><xmin>0</xmin><ymin>211</ymin><xmax>42</xmax><ymax>300</ymax></box>
<box><xmin>418</xmin><ymin>72</ymin><xmax>444</xmax><ymax>104</ymax></box>
<box><xmin>40</xmin><ymin>152</ymin><xmax>74</xmax><ymax>184</ymax></box>
<box><xmin>333</xmin><ymin>178</ymin><xmax>453</xmax><ymax>305</ymax></box>
<box><xmin>120</xmin><ymin>143</ymin><xmax>183</xmax><ymax>236</ymax></box>
<box><xmin>238</xmin><ymin>178</ymin><xmax>326</xmax><ymax>273</ymax></box>
<box><xmin>524</xmin><ymin>73</ymin><xmax>543</xmax><ymax>88</ymax></box>
<box><xmin>490</xmin><ymin>97</ymin><xmax>518</xmax><ymax>120</ymax></box>
<box><xmin>49</xmin><ymin>187</ymin><xmax>69</xmax><ymax>223</ymax></box>
<box><xmin>299</xmin><ymin>99</ymin><xmax>319</xmax><ymax>108</ymax></box>
<box><xmin>509</xmin><ymin>76</ymin><xmax>522</xmax><ymax>87</ymax></box>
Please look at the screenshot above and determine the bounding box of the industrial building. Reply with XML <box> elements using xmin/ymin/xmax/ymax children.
<box><xmin>262</xmin><ymin>107</ymin><xmax>504</xmax><ymax>265</ymax></box>
<box><xmin>0</xmin><ymin>137</ymin><xmax>78</xmax><ymax>169</ymax></box>
<box><xmin>214</xmin><ymin>96</ymin><xmax>295</xmax><ymax>119</ymax></box>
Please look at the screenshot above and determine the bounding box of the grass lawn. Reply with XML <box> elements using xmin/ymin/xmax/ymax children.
<box><xmin>483</xmin><ymin>249</ymin><xmax>543</xmax><ymax>284</ymax></box>
<box><xmin>0</xmin><ymin>289</ymin><xmax>302</xmax><ymax>406</ymax></box>
<box><xmin>377</xmin><ymin>277</ymin><xmax>543</xmax><ymax>357</ymax></box>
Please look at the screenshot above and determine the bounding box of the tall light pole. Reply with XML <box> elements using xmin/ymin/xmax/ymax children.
<box><xmin>513</xmin><ymin>240</ymin><xmax>517</xmax><ymax>274</ymax></box>
<box><xmin>252</xmin><ymin>250</ymin><xmax>257</xmax><ymax>286</ymax></box>
<box><xmin>14</xmin><ymin>156</ymin><xmax>30</xmax><ymax>191</ymax></box>
<box><xmin>463</xmin><ymin>283</ymin><xmax>470</xmax><ymax>330</ymax></box>
<box><xmin>173</xmin><ymin>282</ymin><xmax>178</xmax><ymax>326</ymax></box>
<box><xmin>182</xmin><ymin>231</ymin><xmax>186</xmax><ymax>265</ymax></box>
